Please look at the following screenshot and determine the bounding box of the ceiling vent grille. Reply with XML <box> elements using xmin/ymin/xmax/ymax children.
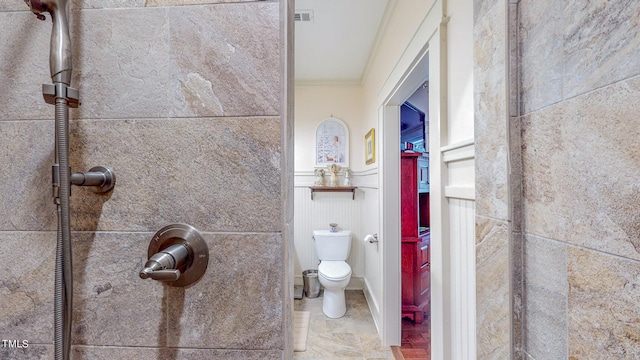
<box><xmin>294</xmin><ymin>10</ymin><xmax>314</xmax><ymax>22</ymax></box>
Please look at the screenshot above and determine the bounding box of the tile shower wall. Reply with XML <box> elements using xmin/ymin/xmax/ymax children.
<box><xmin>474</xmin><ymin>0</ymin><xmax>512</xmax><ymax>358</ymax></box>
<box><xmin>519</xmin><ymin>0</ymin><xmax>640</xmax><ymax>358</ymax></box>
<box><xmin>476</xmin><ymin>0</ymin><xmax>640</xmax><ymax>358</ymax></box>
<box><xmin>0</xmin><ymin>1</ymin><xmax>288</xmax><ymax>359</ymax></box>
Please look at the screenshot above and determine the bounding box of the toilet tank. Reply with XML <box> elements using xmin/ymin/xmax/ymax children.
<box><xmin>313</xmin><ymin>230</ymin><xmax>352</xmax><ymax>260</ymax></box>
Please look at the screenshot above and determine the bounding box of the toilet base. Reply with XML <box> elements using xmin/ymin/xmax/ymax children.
<box><xmin>322</xmin><ymin>288</ymin><xmax>346</xmax><ymax>318</ymax></box>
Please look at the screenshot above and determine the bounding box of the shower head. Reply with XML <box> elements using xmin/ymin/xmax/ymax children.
<box><xmin>25</xmin><ymin>0</ymin><xmax>72</xmax><ymax>85</ymax></box>
<box><xmin>24</xmin><ymin>0</ymin><xmax>46</xmax><ymax>20</ymax></box>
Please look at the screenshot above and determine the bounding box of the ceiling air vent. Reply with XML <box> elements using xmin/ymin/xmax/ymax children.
<box><xmin>294</xmin><ymin>10</ymin><xmax>314</xmax><ymax>22</ymax></box>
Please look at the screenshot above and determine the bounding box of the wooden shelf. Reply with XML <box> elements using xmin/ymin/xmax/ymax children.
<box><xmin>309</xmin><ymin>186</ymin><xmax>357</xmax><ymax>200</ymax></box>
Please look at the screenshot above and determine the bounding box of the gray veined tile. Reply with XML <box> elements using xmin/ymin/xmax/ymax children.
<box><xmin>72</xmin><ymin>7</ymin><xmax>172</xmax><ymax>120</ymax></box>
<box><xmin>524</xmin><ymin>234</ymin><xmax>568</xmax><ymax>360</ymax></box>
<box><xmin>0</xmin><ymin>232</ymin><xmax>56</xmax><ymax>343</ymax></box>
<box><xmin>563</xmin><ymin>0</ymin><xmax>640</xmax><ymax>99</ymax></box>
<box><xmin>518</xmin><ymin>0</ymin><xmax>564</xmax><ymax>113</ymax></box>
<box><xmin>568</xmin><ymin>247</ymin><xmax>640</xmax><ymax>358</ymax></box>
<box><xmin>168</xmin><ymin>2</ymin><xmax>280</xmax><ymax>117</ymax></box>
<box><xmin>67</xmin><ymin>117</ymin><xmax>282</xmax><ymax>232</ymax></box>
<box><xmin>167</xmin><ymin>233</ymin><xmax>283</xmax><ymax>349</ymax></box>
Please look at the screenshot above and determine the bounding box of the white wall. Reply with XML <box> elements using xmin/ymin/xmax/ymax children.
<box><xmin>447</xmin><ymin>0</ymin><xmax>475</xmax><ymax>145</ymax></box>
<box><xmin>359</xmin><ymin>0</ymin><xmax>436</xmax><ymax>333</ymax></box>
<box><xmin>443</xmin><ymin>0</ymin><xmax>477</xmax><ymax>357</ymax></box>
<box><xmin>294</xmin><ymin>85</ymin><xmax>365</xmax><ymax>286</ymax></box>
<box><xmin>362</xmin><ymin>0</ymin><xmax>436</xmax><ymax>134</ymax></box>
<box><xmin>294</xmin><ymin>85</ymin><xmax>363</xmax><ymax>172</ymax></box>
<box><xmin>357</xmin><ymin>0</ymin><xmax>476</xmax><ymax>355</ymax></box>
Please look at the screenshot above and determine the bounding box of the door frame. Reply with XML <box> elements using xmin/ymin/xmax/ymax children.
<box><xmin>378</xmin><ymin>5</ymin><xmax>451</xmax><ymax>359</ymax></box>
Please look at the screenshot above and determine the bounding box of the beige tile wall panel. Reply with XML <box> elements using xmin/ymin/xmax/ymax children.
<box><xmin>70</xmin><ymin>232</ymin><xmax>165</xmax><ymax>346</ymax></box>
<box><xmin>568</xmin><ymin>247</ymin><xmax>640</xmax><ymax>358</ymax></box>
<box><xmin>67</xmin><ymin>117</ymin><xmax>282</xmax><ymax>232</ymax></box>
<box><xmin>474</xmin><ymin>0</ymin><xmax>509</xmax><ymax>221</ymax></box>
<box><xmin>521</xmin><ymin>77</ymin><xmax>640</xmax><ymax>260</ymax></box>
<box><xmin>518</xmin><ymin>0</ymin><xmax>563</xmax><ymax>114</ymax></box>
<box><xmin>0</xmin><ymin>121</ymin><xmax>56</xmax><ymax>230</ymax></box>
<box><xmin>474</xmin><ymin>0</ymin><xmax>512</xmax><ymax>358</ymax></box>
<box><xmin>523</xmin><ymin>234</ymin><xmax>568</xmax><ymax>360</ymax></box>
<box><xmin>475</xmin><ymin>217</ymin><xmax>510</xmax><ymax>360</ymax></box>
<box><xmin>562</xmin><ymin>0</ymin><xmax>640</xmax><ymax>100</ymax></box>
<box><xmin>0</xmin><ymin>232</ymin><xmax>56</xmax><ymax>342</ymax></box>
<box><xmin>167</xmin><ymin>233</ymin><xmax>284</xmax><ymax>349</ymax></box>
<box><xmin>518</xmin><ymin>1</ymin><xmax>640</xmax><ymax>359</ymax></box>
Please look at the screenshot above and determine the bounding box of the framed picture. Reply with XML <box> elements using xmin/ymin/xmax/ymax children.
<box><xmin>365</xmin><ymin>128</ymin><xmax>375</xmax><ymax>165</ymax></box>
<box><xmin>315</xmin><ymin>117</ymin><xmax>349</xmax><ymax>167</ymax></box>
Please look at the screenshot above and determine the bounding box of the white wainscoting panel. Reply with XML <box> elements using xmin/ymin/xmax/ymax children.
<box><xmin>449</xmin><ymin>197</ymin><xmax>476</xmax><ymax>360</ymax></box>
<box><xmin>360</xmin><ymin>186</ymin><xmax>381</xmax><ymax>324</ymax></box>
<box><xmin>294</xmin><ymin>184</ymin><xmax>368</xmax><ymax>289</ymax></box>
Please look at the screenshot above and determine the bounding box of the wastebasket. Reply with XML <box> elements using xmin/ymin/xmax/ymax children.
<box><xmin>302</xmin><ymin>269</ymin><xmax>320</xmax><ymax>298</ymax></box>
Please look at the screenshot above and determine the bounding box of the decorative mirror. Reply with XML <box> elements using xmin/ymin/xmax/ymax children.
<box><xmin>315</xmin><ymin>117</ymin><xmax>349</xmax><ymax>167</ymax></box>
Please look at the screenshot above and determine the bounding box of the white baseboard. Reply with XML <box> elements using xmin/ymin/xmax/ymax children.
<box><xmin>364</xmin><ymin>277</ymin><xmax>381</xmax><ymax>333</ymax></box>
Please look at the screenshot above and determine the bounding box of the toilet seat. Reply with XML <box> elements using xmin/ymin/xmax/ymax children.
<box><xmin>318</xmin><ymin>261</ymin><xmax>351</xmax><ymax>281</ymax></box>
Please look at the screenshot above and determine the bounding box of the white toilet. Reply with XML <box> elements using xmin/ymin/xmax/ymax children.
<box><xmin>313</xmin><ymin>229</ymin><xmax>352</xmax><ymax>318</ymax></box>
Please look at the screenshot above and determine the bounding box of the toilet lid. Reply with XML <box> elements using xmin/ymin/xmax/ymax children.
<box><xmin>318</xmin><ymin>261</ymin><xmax>351</xmax><ymax>281</ymax></box>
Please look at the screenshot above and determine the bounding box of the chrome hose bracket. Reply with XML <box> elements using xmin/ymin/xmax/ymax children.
<box><xmin>43</xmin><ymin>83</ymin><xmax>79</xmax><ymax>108</ymax></box>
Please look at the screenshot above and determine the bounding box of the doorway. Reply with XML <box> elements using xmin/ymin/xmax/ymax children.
<box><xmin>378</xmin><ymin>3</ymin><xmax>477</xmax><ymax>359</ymax></box>
<box><xmin>398</xmin><ymin>86</ymin><xmax>431</xmax><ymax>359</ymax></box>
<box><xmin>378</xmin><ymin>45</ymin><xmax>432</xmax><ymax>350</ymax></box>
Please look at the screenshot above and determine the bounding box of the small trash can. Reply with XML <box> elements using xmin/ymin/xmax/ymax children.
<box><xmin>302</xmin><ymin>269</ymin><xmax>320</xmax><ymax>298</ymax></box>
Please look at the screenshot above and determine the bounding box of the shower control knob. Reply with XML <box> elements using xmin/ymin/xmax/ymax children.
<box><xmin>140</xmin><ymin>224</ymin><xmax>209</xmax><ymax>287</ymax></box>
<box><xmin>139</xmin><ymin>269</ymin><xmax>181</xmax><ymax>282</ymax></box>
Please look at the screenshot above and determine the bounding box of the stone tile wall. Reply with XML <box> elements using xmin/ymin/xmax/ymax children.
<box><xmin>474</xmin><ymin>0</ymin><xmax>513</xmax><ymax>358</ymax></box>
<box><xmin>0</xmin><ymin>1</ymin><xmax>289</xmax><ymax>359</ymax></box>
<box><xmin>519</xmin><ymin>0</ymin><xmax>640</xmax><ymax>358</ymax></box>
<box><xmin>476</xmin><ymin>0</ymin><xmax>640</xmax><ymax>358</ymax></box>
<box><xmin>520</xmin><ymin>75</ymin><xmax>640</xmax><ymax>358</ymax></box>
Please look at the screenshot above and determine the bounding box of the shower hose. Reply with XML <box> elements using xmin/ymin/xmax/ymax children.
<box><xmin>55</xmin><ymin>97</ymin><xmax>72</xmax><ymax>360</ymax></box>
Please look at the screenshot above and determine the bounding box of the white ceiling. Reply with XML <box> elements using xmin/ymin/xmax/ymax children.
<box><xmin>294</xmin><ymin>0</ymin><xmax>390</xmax><ymax>85</ymax></box>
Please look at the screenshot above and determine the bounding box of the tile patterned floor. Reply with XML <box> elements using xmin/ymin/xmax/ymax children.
<box><xmin>293</xmin><ymin>290</ymin><xmax>395</xmax><ymax>360</ymax></box>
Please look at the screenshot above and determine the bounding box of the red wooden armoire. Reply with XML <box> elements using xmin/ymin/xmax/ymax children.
<box><xmin>400</xmin><ymin>152</ymin><xmax>430</xmax><ymax>324</ymax></box>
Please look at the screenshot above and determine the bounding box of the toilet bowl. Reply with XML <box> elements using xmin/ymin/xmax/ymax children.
<box><xmin>318</xmin><ymin>260</ymin><xmax>352</xmax><ymax>318</ymax></box>
<box><xmin>313</xmin><ymin>230</ymin><xmax>352</xmax><ymax>318</ymax></box>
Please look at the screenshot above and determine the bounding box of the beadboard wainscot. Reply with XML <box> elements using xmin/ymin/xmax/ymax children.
<box><xmin>293</xmin><ymin>168</ymin><xmax>379</xmax><ymax>302</ymax></box>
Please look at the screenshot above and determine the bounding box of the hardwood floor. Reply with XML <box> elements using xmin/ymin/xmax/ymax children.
<box><xmin>391</xmin><ymin>311</ymin><xmax>431</xmax><ymax>360</ymax></box>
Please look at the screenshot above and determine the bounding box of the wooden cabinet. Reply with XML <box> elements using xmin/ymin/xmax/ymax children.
<box><xmin>401</xmin><ymin>152</ymin><xmax>430</xmax><ymax>323</ymax></box>
<box><xmin>401</xmin><ymin>153</ymin><xmax>430</xmax><ymax>237</ymax></box>
<box><xmin>402</xmin><ymin>235</ymin><xmax>430</xmax><ymax>324</ymax></box>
